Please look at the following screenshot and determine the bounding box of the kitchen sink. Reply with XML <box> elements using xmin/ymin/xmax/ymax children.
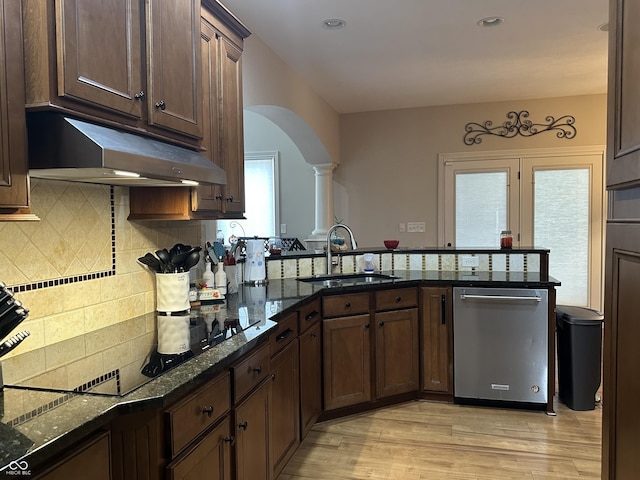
<box><xmin>297</xmin><ymin>273</ymin><xmax>398</xmax><ymax>287</ymax></box>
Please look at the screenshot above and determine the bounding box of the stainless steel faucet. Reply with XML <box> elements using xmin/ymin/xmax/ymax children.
<box><xmin>326</xmin><ymin>223</ymin><xmax>358</xmax><ymax>274</ymax></box>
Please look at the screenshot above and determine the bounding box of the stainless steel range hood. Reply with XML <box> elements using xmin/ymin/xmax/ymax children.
<box><xmin>27</xmin><ymin>114</ymin><xmax>226</xmax><ymax>186</ymax></box>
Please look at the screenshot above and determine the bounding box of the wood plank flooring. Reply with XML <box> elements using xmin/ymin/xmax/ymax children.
<box><xmin>279</xmin><ymin>399</ymin><xmax>602</xmax><ymax>479</ymax></box>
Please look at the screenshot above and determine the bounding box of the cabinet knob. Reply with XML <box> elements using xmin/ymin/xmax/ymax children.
<box><xmin>395</xmin><ymin>296</ymin><xmax>402</xmax><ymax>302</ymax></box>
<box><xmin>134</xmin><ymin>91</ymin><xmax>145</xmax><ymax>100</ymax></box>
<box><xmin>215</xmin><ymin>194</ymin><xmax>224</xmax><ymax>200</ymax></box>
<box><xmin>226</xmin><ymin>196</ymin><xmax>234</xmax><ymax>202</ymax></box>
<box><xmin>379</xmin><ymin>321</ymin><xmax>384</xmax><ymax>327</ymax></box>
<box><xmin>252</xmin><ymin>366</ymin><xmax>262</xmax><ymax>374</ymax></box>
<box><xmin>224</xmin><ymin>436</ymin><xmax>236</xmax><ymax>446</ymax></box>
<box><xmin>154</xmin><ymin>100</ymin><xmax>166</xmax><ymax>110</ymax></box>
<box><xmin>238</xmin><ymin>421</ymin><xmax>248</xmax><ymax>430</ymax></box>
<box><xmin>202</xmin><ymin>406</ymin><xmax>214</xmax><ymax>417</ymax></box>
<box><xmin>344</xmin><ymin>302</ymin><xmax>351</xmax><ymax>308</ymax></box>
<box><xmin>311</xmin><ymin>332</ymin><xmax>317</xmax><ymax>338</ymax></box>
<box><xmin>364</xmin><ymin>323</ymin><xmax>370</xmax><ymax>329</ymax></box>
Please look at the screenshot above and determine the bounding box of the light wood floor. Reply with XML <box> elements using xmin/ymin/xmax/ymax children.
<box><xmin>279</xmin><ymin>399</ymin><xmax>602</xmax><ymax>480</ymax></box>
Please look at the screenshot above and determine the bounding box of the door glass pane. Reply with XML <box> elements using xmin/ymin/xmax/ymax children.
<box><xmin>455</xmin><ymin>172</ymin><xmax>507</xmax><ymax>247</ymax></box>
<box><xmin>534</xmin><ymin>169</ymin><xmax>589</xmax><ymax>306</ymax></box>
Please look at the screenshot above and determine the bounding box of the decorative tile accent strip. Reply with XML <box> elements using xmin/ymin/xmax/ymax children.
<box><xmin>6</xmin><ymin>391</ymin><xmax>75</xmax><ymax>427</ymax></box>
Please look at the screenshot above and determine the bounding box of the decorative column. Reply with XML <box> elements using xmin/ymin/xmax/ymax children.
<box><xmin>305</xmin><ymin>163</ymin><xmax>337</xmax><ymax>251</ymax></box>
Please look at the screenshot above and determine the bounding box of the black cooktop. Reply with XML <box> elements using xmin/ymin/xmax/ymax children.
<box><xmin>6</xmin><ymin>311</ymin><xmax>258</xmax><ymax>397</ymax></box>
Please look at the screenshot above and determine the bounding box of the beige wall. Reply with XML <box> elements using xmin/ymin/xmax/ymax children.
<box><xmin>242</xmin><ymin>35</ymin><xmax>341</xmax><ymax>164</ymax></box>
<box><xmin>337</xmin><ymin>94</ymin><xmax>607</xmax><ymax>247</ymax></box>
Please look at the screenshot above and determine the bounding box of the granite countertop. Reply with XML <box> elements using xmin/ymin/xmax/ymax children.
<box><xmin>0</xmin><ymin>270</ymin><xmax>559</xmax><ymax>471</ymax></box>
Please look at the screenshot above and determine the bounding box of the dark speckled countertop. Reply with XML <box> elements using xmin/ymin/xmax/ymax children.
<box><xmin>0</xmin><ymin>271</ymin><xmax>559</xmax><ymax>472</ymax></box>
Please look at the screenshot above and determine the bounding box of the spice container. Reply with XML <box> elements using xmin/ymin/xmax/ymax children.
<box><xmin>500</xmin><ymin>230</ymin><xmax>513</xmax><ymax>249</ymax></box>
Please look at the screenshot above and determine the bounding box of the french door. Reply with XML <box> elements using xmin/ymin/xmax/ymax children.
<box><xmin>439</xmin><ymin>147</ymin><xmax>605</xmax><ymax>309</ymax></box>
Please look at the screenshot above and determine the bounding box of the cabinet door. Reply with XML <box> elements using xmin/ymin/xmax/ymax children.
<box><xmin>34</xmin><ymin>431</ymin><xmax>111</xmax><ymax>480</ymax></box>
<box><xmin>0</xmin><ymin>0</ymin><xmax>30</xmax><ymax>212</ymax></box>
<box><xmin>323</xmin><ymin>314</ymin><xmax>372</xmax><ymax>410</ymax></box>
<box><xmin>607</xmin><ymin>0</ymin><xmax>640</xmax><ymax>187</ymax></box>
<box><xmin>270</xmin><ymin>338</ymin><xmax>300</xmax><ymax>479</ymax></box>
<box><xmin>218</xmin><ymin>35</ymin><xmax>244</xmax><ymax>215</ymax></box>
<box><xmin>299</xmin><ymin>321</ymin><xmax>322</xmax><ymax>439</ymax></box>
<box><xmin>192</xmin><ymin>15</ymin><xmax>223</xmax><ymax>213</ymax></box>
<box><xmin>421</xmin><ymin>286</ymin><xmax>453</xmax><ymax>394</ymax></box>
<box><xmin>56</xmin><ymin>0</ymin><xmax>143</xmax><ymax>118</ymax></box>
<box><xmin>235</xmin><ymin>378</ymin><xmax>271</xmax><ymax>480</ymax></box>
<box><xmin>146</xmin><ymin>0</ymin><xmax>202</xmax><ymax>138</ymax></box>
<box><xmin>166</xmin><ymin>417</ymin><xmax>232</xmax><ymax>480</ymax></box>
<box><xmin>375</xmin><ymin>308</ymin><xmax>419</xmax><ymax>398</ymax></box>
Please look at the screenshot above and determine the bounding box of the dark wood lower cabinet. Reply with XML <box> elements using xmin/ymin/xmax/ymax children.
<box><xmin>374</xmin><ymin>308</ymin><xmax>419</xmax><ymax>398</ymax></box>
<box><xmin>34</xmin><ymin>431</ymin><xmax>111</xmax><ymax>480</ymax></box>
<box><xmin>421</xmin><ymin>286</ymin><xmax>453</xmax><ymax>395</ymax></box>
<box><xmin>323</xmin><ymin>314</ymin><xmax>372</xmax><ymax>410</ymax></box>
<box><xmin>166</xmin><ymin>418</ymin><xmax>232</xmax><ymax>480</ymax></box>
<box><xmin>270</xmin><ymin>338</ymin><xmax>300</xmax><ymax>479</ymax></box>
<box><xmin>299</xmin><ymin>321</ymin><xmax>322</xmax><ymax>439</ymax></box>
<box><xmin>234</xmin><ymin>378</ymin><xmax>271</xmax><ymax>480</ymax></box>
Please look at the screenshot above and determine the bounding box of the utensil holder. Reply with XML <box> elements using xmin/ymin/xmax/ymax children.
<box><xmin>156</xmin><ymin>272</ymin><xmax>190</xmax><ymax>313</ymax></box>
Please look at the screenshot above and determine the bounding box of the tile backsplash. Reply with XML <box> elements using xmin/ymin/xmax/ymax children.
<box><xmin>0</xmin><ymin>180</ymin><xmax>205</xmax><ymax>383</ymax></box>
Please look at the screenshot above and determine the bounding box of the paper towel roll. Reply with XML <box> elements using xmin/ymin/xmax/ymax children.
<box><xmin>244</xmin><ymin>239</ymin><xmax>266</xmax><ymax>283</ymax></box>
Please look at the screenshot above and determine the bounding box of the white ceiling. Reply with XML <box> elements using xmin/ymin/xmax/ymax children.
<box><xmin>219</xmin><ymin>0</ymin><xmax>610</xmax><ymax>114</ymax></box>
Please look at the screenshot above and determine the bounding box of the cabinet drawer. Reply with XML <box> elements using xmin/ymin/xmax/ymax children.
<box><xmin>270</xmin><ymin>311</ymin><xmax>298</xmax><ymax>353</ymax></box>
<box><xmin>375</xmin><ymin>288</ymin><xmax>418</xmax><ymax>311</ymax></box>
<box><xmin>166</xmin><ymin>371</ymin><xmax>231</xmax><ymax>457</ymax></box>
<box><xmin>298</xmin><ymin>298</ymin><xmax>321</xmax><ymax>333</ymax></box>
<box><xmin>232</xmin><ymin>342</ymin><xmax>271</xmax><ymax>402</ymax></box>
<box><xmin>323</xmin><ymin>293</ymin><xmax>370</xmax><ymax>317</ymax></box>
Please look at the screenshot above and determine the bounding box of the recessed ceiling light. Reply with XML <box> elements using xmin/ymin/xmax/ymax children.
<box><xmin>598</xmin><ymin>22</ymin><xmax>609</xmax><ymax>32</ymax></box>
<box><xmin>477</xmin><ymin>16</ymin><xmax>504</xmax><ymax>28</ymax></box>
<box><xmin>321</xmin><ymin>18</ymin><xmax>346</xmax><ymax>30</ymax></box>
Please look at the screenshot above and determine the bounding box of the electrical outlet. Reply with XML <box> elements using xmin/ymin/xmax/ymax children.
<box><xmin>461</xmin><ymin>255</ymin><xmax>480</xmax><ymax>268</ymax></box>
<box><xmin>399</xmin><ymin>223</ymin><xmax>406</xmax><ymax>232</ymax></box>
<box><xmin>407</xmin><ymin>221</ymin><xmax>425</xmax><ymax>233</ymax></box>
<box><xmin>280</xmin><ymin>224</ymin><xmax>287</xmax><ymax>234</ymax></box>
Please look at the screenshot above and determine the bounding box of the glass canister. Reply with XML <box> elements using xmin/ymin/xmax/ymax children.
<box><xmin>500</xmin><ymin>230</ymin><xmax>513</xmax><ymax>249</ymax></box>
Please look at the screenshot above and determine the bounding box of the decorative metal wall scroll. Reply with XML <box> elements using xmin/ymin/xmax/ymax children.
<box><xmin>464</xmin><ymin>110</ymin><xmax>576</xmax><ymax>145</ymax></box>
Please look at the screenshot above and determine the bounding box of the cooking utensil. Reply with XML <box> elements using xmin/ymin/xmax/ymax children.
<box><xmin>156</xmin><ymin>249</ymin><xmax>171</xmax><ymax>272</ymax></box>
<box><xmin>171</xmin><ymin>246</ymin><xmax>202</xmax><ymax>271</ymax></box>
<box><xmin>137</xmin><ymin>253</ymin><xmax>162</xmax><ymax>273</ymax></box>
<box><xmin>212</xmin><ymin>241</ymin><xmax>226</xmax><ymax>260</ymax></box>
<box><xmin>183</xmin><ymin>250</ymin><xmax>201</xmax><ymax>271</ymax></box>
<box><xmin>0</xmin><ymin>330</ymin><xmax>30</xmax><ymax>358</ymax></box>
<box><xmin>0</xmin><ymin>303</ymin><xmax>29</xmax><ymax>342</ymax></box>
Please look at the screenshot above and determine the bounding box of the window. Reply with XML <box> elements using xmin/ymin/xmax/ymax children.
<box><xmin>217</xmin><ymin>151</ymin><xmax>280</xmax><ymax>241</ymax></box>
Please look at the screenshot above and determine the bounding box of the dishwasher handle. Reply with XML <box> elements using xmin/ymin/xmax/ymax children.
<box><xmin>459</xmin><ymin>293</ymin><xmax>542</xmax><ymax>302</ymax></box>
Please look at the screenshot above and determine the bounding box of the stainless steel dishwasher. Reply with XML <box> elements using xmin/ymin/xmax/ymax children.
<box><xmin>453</xmin><ymin>287</ymin><xmax>549</xmax><ymax>407</ymax></box>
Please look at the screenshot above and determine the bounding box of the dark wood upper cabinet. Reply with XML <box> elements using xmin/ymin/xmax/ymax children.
<box><xmin>146</xmin><ymin>0</ymin><xmax>202</xmax><ymax>138</ymax></box>
<box><xmin>0</xmin><ymin>0</ymin><xmax>35</xmax><ymax>219</ymax></box>
<box><xmin>607</xmin><ymin>0</ymin><xmax>640</xmax><ymax>188</ymax></box>
<box><xmin>55</xmin><ymin>0</ymin><xmax>143</xmax><ymax>120</ymax></box>
<box><xmin>23</xmin><ymin>0</ymin><xmax>202</xmax><ymax>143</ymax></box>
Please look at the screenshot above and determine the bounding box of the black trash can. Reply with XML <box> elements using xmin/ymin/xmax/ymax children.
<box><xmin>556</xmin><ymin>305</ymin><xmax>604</xmax><ymax>411</ymax></box>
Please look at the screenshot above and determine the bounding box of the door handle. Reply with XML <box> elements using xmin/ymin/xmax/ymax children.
<box><xmin>441</xmin><ymin>294</ymin><xmax>446</xmax><ymax>325</ymax></box>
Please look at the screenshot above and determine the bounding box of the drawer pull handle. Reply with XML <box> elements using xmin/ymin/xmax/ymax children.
<box><xmin>395</xmin><ymin>296</ymin><xmax>402</xmax><ymax>302</ymax></box>
<box><xmin>305</xmin><ymin>310</ymin><xmax>319</xmax><ymax>321</ymax></box>
<box><xmin>134</xmin><ymin>91</ymin><xmax>145</xmax><ymax>100</ymax></box>
<box><xmin>154</xmin><ymin>100</ymin><xmax>166</xmax><ymax>110</ymax></box>
<box><xmin>252</xmin><ymin>366</ymin><xmax>262</xmax><ymax>374</ymax></box>
<box><xmin>202</xmin><ymin>406</ymin><xmax>214</xmax><ymax>417</ymax></box>
<box><xmin>276</xmin><ymin>328</ymin><xmax>293</xmax><ymax>341</ymax></box>
<box><xmin>224</xmin><ymin>436</ymin><xmax>236</xmax><ymax>446</ymax></box>
<box><xmin>441</xmin><ymin>294</ymin><xmax>447</xmax><ymax>325</ymax></box>
<box><xmin>238</xmin><ymin>421</ymin><xmax>248</xmax><ymax>430</ymax></box>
